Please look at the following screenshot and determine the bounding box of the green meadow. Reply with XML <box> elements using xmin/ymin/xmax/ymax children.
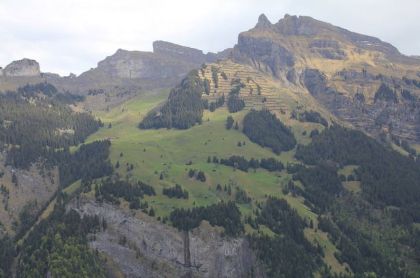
<box><xmin>86</xmin><ymin>90</ymin><xmax>315</xmax><ymax>216</ymax></box>
<box><xmin>84</xmin><ymin>90</ymin><xmax>344</xmax><ymax>273</ymax></box>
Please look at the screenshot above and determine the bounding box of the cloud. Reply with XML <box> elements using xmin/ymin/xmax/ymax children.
<box><xmin>0</xmin><ymin>0</ymin><xmax>419</xmax><ymax>75</ymax></box>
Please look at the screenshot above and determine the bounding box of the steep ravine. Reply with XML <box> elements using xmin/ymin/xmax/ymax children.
<box><xmin>68</xmin><ymin>197</ymin><xmax>264</xmax><ymax>278</ymax></box>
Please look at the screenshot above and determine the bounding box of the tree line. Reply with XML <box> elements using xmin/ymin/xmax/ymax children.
<box><xmin>169</xmin><ymin>201</ymin><xmax>243</xmax><ymax>236</ymax></box>
<box><xmin>209</xmin><ymin>155</ymin><xmax>284</xmax><ymax>172</ymax></box>
<box><xmin>95</xmin><ymin>178</ymin><xmax>155</xmax><ymax>211</ymax></box>
<box><xmin>163</xmin><ymin>184</ymin><xmax>189</xmax><ymax>199</ymax></box>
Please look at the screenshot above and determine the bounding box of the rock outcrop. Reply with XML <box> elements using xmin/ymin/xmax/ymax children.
<box><xmin>84</xmin><ymin>41</ymin><xmax>229</xmax><ymax>81</ymax></box>
<box><xmin>69</xmin><ymin>197</ymin><xmax>263</xmax><ymax>278</ymax></box>
<box><xmin>3</xmin><ymin>58</ymin><xmax>41</xmax><ymax>77</ymax></box>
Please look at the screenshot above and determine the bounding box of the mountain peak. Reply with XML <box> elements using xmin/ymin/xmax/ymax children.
<box><xmin>255</xmin><ymin>13</ymin><xmax>272</xmax><ymax>28</ymax></box>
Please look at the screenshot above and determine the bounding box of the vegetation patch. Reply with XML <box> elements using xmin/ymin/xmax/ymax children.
<box><xmin>250</xmin><ymin>197</ymin><xmax>323</xmax><ymax>277</ymax></box>
<box><xmin>292</xmin><ymin>110</ymin><xmax>328</xmax><ymax>127</ymax></box>
<box><xmin>213</xmin><ymin>155</ymin><xmax>283</xmax><ymax>172</ymax></box>
<box><xmin>139</xmin><ymin>70</ymin><xmax>205</xmax><ymax>129</ymax></box>
<box><xmin>162</xmin><ymin>184</ymin><xmax>189</xmax><ymax>199</ymax></box>
<box><xmin>170</xmin><ymin>201</ymin><xmax>243</xmax><ymax>236</ymax></box>
<box><xmin>243</xmin><ymin>109</ymin><xmax>296</xmax><ymax>154</ymax></box>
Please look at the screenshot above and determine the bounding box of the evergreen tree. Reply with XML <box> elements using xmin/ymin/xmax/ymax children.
<box><xmin>226</xmin><ymin>116</ymin><xmax>234</xmax><ymax>129</ymax></box>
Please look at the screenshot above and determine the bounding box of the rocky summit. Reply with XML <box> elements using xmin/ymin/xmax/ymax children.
<box><xmin>1</xmin><ymin>58</ymin><xmax>41</xmax><ymax>77</ymax></box>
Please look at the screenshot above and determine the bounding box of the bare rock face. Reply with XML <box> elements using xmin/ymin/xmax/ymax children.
<box><xmin>70</xmin><ymin>198</ymin><xmax>263</xmax><ymax>278</ymax></box>
<box><xmin>302</xmin><ymin>68</ymin><xmax>420</xmax><ymax>142</ymax></box>
<box><xmin>232</xmin><ymin>35</ymin><xmax>295</xmax><ymax>78</ymax></box>
<box><xmin>4</xmin><ymin>58</ymin><xmax>41</xmax><ymax>77</ymax></box>
<box><xmin>153</xmin><ymin>41</ymin><xmax>222</xmax><ymax>65</ymax></box>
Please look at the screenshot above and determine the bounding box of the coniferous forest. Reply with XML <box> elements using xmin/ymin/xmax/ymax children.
<box><xmin>139</xmin><ymin>70</ymin><xmax>205</xmax><ymax>129</ymax></box>
<box><xmin>0</xmin><ymin>83</ymin><xmax>102</xmax><ymax>169</ymax></box>
<box><xmin>243</xmin><ymin>109</ymin><xmax>297</xmax><ymax>154</ymax></box>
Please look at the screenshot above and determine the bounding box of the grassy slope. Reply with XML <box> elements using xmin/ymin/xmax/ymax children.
<box><xmin>85</xmin><ymin>89</ymin><xmax>346</xmax><ymax>274</ymax></box>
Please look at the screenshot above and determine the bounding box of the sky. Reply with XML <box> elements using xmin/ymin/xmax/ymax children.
<box><xmin>0</xmin><ymin>0</ymin><xmax>419</xmax><ymax>76</ymax></box>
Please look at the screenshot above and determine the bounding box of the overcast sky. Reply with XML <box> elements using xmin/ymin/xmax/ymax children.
<box><xmin>0</xmin><ymin>0</ymin><xmax>419</xmax><ymax>75</ymax></box>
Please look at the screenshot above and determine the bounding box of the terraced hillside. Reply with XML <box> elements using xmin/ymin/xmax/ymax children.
<box><xmin>199</xmin><ymin>59</ymin><xmax>337</xmax><ymax>123</ymax></box>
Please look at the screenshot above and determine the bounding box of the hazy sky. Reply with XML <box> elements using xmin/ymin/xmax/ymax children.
<box><xmin>0</xmin><ymin>0</ymin><xmax>419</xmax><ymax>75</ymax></box>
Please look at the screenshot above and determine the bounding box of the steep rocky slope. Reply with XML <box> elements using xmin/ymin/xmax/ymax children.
<box><xmin>69</xmin><ymin>196</ymin><xmax>263</xmax><ymax>278</ymax></box>
<box><xmin>0</xmin><ymin>152</ymin><xmax>58</xmax><ymax>236</ymax></box>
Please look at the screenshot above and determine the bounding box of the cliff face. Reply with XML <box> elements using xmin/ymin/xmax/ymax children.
<box><xmin>232</xmin><ymin>14</ymin><xmax>420</xmax><ymax>143</ymax></box>
<box><xmin>69</xmin><ymin>197</ymin><xmax>263</xmax><ymax>278</ymax></box>
<box><xmin>153</xmin><ymin>40</ymin><xmax>229</xmax><ymax>65</ymax></box>
<box><xmin>79</xmin><ymin>41</ymin><xmax>230</xmax><ymax>82</ymax></box>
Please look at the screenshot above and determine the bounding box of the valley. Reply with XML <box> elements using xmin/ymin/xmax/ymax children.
<box><xmin>1</xmin><ymin>12</ymin><xmax>420</xmax><ymax>278</ymax></box>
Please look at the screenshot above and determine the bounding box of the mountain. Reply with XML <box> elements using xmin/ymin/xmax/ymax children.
<box><xmin>2</xmin><ymin>14</ymin><xmax>420</xmax><ymax>278</ymax></box>
<box><xmin>232</xmin><ymin>14</ymin><xmax>420</xmax><ymax>144</ymax></box>
<box><xmin>134</xmin><ymin>14</ymin><xmax>420</xmax><ymax>277</ymax></box>
<box><xmin>64</xmin><ymin>40</ymin><xmax>230</xmax><ymax>91</ymax></box>
<box><xmin>0</xmin><ymin>41</ymin><xmax>230</xmax><ymax>111</ymax></box>
<box><xmin>146</xmin><ymin>15</ymin><xmax>420</xmax><ymax>145</ymax></box>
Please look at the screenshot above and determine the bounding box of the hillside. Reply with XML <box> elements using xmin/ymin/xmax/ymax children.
<box><xmin>131</xmin><ymin>14</ymin><xmax>420</xmax><ymax>277</ymax></box>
